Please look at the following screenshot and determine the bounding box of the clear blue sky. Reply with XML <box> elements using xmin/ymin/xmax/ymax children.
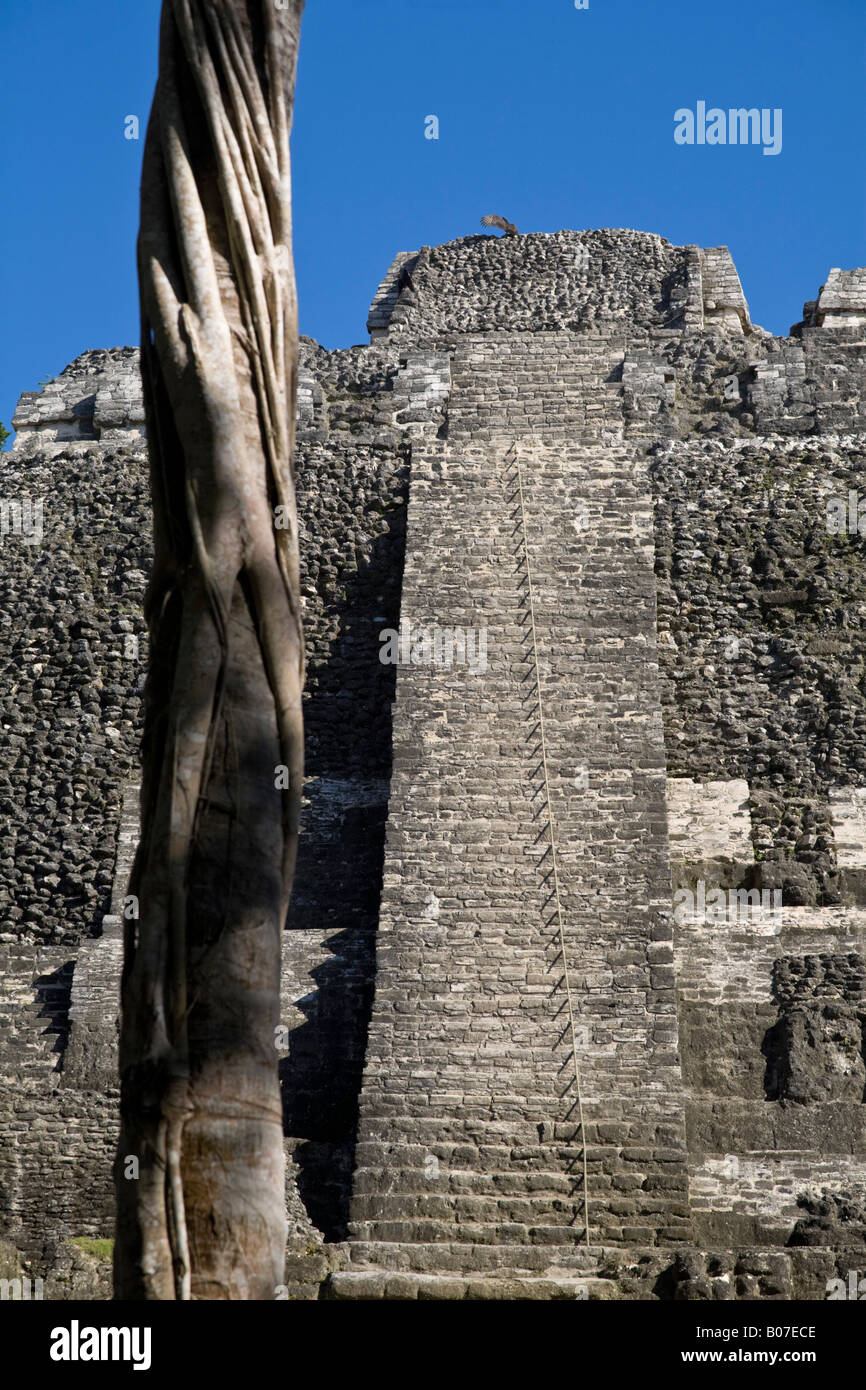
<box><xmin>1</xmin><ymin>0</ymin><xmax>864</xmax><ymax>441</ymax></box>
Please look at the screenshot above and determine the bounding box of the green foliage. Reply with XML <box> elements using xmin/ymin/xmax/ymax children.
<box><xmin>0</xmin><ymin>421</ymin><xmax>10</xmax><ymax>449</ymax></box>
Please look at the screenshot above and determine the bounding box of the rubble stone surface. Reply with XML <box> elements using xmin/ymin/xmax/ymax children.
<box><xmin>2</xmin><ymin>228</ymin><xmax>866</xmax><ymax>1298</ymax></box>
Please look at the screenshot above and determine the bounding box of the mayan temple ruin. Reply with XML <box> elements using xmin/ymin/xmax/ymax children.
<box><xmin>2</xmin><ymin>227</ymin><xmax>866</xmax><ymax>1299</ymax></box>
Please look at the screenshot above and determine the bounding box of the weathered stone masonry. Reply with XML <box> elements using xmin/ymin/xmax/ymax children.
<box><xmin>3</xmin><ymin>229</ymin><xmax>866</xmax><ymax>1299</ymax></box>
<box><xmin>340</xmin><ymin>330</ymin><xmax>693</xmax><ymax>1296</ymax></box>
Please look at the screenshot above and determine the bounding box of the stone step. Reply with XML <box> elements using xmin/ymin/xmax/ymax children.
<box><xmin>351</xmin><ymin>1193</ymin><xmax>589</xmax><ymax>1224</ymax></box>
<box><xmin>345</xmin><ymin>1239</ymin><xmax>603</xmax><ymax>1275</ymax></box>
<box><xmin>347</xmin><ymin>1219</ymin><xmax>628</xmax><ymax>1248</ymax></box>
<box><xmin>352</xmin><ymin>1142</ymin><xmax>646</xmax><ymax>1171</ymax></box>
<box><xmin>323</xmin><ymin>1270</ymin><xmax>614</xmax><ymax>1300</ymax></box>
<box><xmin>352</xmin><ymin>1156</ymin><xmax>603</xmax><ymax>1184</ymax></box>
<box><xmin>352</xmin><ymin>1166</ymin><xmax>589</xmax><ymax>1197</ymax></box>
<box><xmin>0</xmin><ymin>1021</ymin><xmax>63</xmax><ymax>1061</ymax></box>
<box><xmin>355</xmin><ymin>1135</ymin><xmax>596</xmax><ymax>1159</ymax></box>
<box><xmin>351</xmin><ymin>1216</ymin><xmax>691</xmax><ymax>1247</ymax></box>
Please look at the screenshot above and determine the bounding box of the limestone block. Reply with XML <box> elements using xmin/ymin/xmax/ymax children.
<box><xmin>829</xmin><ymin>786</ymin><xmax>866</xmax><ymax>867</ymax></box>
<box><xmin>667</xmin><ymin>778</ymin><xmax>753</xmax><ymax>866</ymax></box>
<box><xmin>816</xmin><ymin>268</ymin><xmax>866</xmax><ymax>327</ymax></box>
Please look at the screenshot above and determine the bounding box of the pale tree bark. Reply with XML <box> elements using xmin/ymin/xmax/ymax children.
<box><xmin>114</xmin><ymin>0</ymin><xmax>306</xmax><ymax>1300</ymax></box>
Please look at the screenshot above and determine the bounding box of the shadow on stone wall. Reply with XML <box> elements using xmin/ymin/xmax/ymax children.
<box><xmin>279</xmin><ymin>490</ymin><xmax>407</xmax><ymax>1240</ymax></box>
<box><xmin>762</xmin><ymin>954</ymin><xmax>866</xmax><ymax>1104</ymax></box>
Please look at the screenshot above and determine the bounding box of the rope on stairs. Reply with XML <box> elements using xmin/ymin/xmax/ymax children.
<box><xmin>508</xmin><ymin>439</ymin><xmax>593</xmax><ymax>1255</ymax></box>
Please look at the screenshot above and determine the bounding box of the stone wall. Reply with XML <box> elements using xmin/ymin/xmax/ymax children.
<box><xmin>343</xmin><ymin>344</ymin><xmax>692</xmax><ymax>1293</ymax></box>
<box><xmin>0</xmin><ymin>335</ymin><xmax>418</xmax><ymax>1266</ymax></box>
<box><xmin>0</xmin><ymin>938</ymin><xmax>118</xmax><ymax>1266</ymax></box>
<box><xmin>11</xmin><ymin>348</ymin><xmax>145</xmax><ymax>453</ymax></box>
<box><xmin>64</xmin><ymin>779</ymin><xmax>139</xmax><ymax>1092</ymax></box>
<box><xmin>3</xmin><ymin>228</ymin><xmax>866</xmax><ymax>1297</ymax></box>
<box><xmin>652</xmin><ymin>315</ymin><xmax>866</xmax><ymax>1250</ymax></box>
<box><xmin>810</xmin><ymin>269</ymin><xmax>866</xmax><ymax>329</ymax></box>
<box><xmin>700</xmin><ymin>247</ymin><xmax>751</xmax><ymax>333</ymax></box>
<box><xmin>652</xmin><ymin>433</ymin><xmax>866</xmax><ymax>904</ymax></box>
<box><xmin>667</xmin><ymin>778</ymin><xmax>754</xmax><ymax>886</ymax></box>
<box><xmin>374</xmin><ymin>229</ymin><xmax>696</xmax><ymax>339</ymax></box>
<box><xmin>0</xmin><ymin>441</ymin><xmax>150</xmax><ymax>947</ymax></box>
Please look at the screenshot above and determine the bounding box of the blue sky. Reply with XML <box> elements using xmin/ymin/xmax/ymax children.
<box><xmin>1</xmin><ymin>0</ymin><xmax>864</xmax><ymax>441</ymax></box>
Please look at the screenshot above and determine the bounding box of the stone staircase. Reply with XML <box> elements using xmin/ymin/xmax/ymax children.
<box><xmin>339</xmin><ymin>334</ymin><xmax>693</xmax><ymax>1292</ymax></box>
<box><xmin>325</xmin><ymin>1265</ymin><xmax>612</xmax><ymax>1300</ymax></box>
<box><xmin>0</xmin><ymin>786</ymin><xmax>139</xmax><ymax>1260</ymax></box>
<box><xmin>0</xmin><ymin>944</ymin><xmax>71</xmax><ymax>1086</ymax></box>
<box><xmin>64</xmin><ymin>781</ymin><xmax>139</xmax><ymax>1091</ymax></box>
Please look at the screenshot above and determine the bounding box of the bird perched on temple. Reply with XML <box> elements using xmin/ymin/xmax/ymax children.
<box><xmin>481</xmin><ymin>214</ymin><xmax>518</xmax><ymax>237</ymax></box>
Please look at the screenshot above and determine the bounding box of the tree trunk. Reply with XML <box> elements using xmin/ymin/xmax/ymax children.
<box><xmin>114</xmin><ymin>0</ymin><xmax>306</xmax><ymax>1301</ymax></box>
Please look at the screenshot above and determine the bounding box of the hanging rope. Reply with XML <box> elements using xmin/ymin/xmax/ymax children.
<box><xmin>508</xmin><ymin>440</ymin><xmax>593</xmax><ymax>1256</ymax></box>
